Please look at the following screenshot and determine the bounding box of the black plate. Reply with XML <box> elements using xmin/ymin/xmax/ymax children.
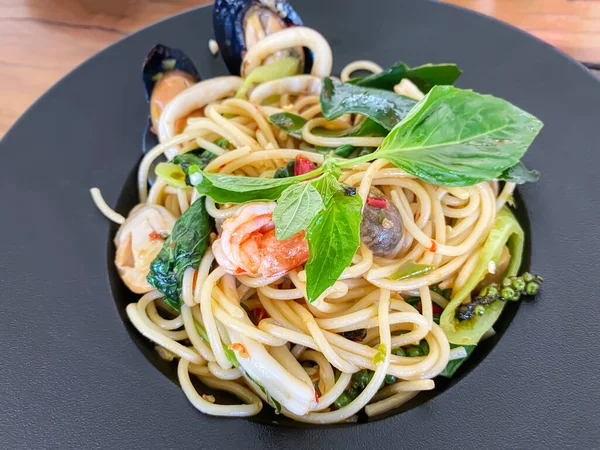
<box><xmin>1</xmin><ymin>0</ymin><xmax>599</xmax><ymax>448</ymax></box>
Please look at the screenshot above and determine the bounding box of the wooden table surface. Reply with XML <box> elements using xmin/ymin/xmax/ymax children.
<box><xmin>1</xmin><ymin>0</ymin><xmax>599</xmax><ymax>138</ymax></box>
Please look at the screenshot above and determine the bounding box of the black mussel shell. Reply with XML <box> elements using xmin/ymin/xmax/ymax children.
<box><xmin>142</xmin><ymin>44</ymin><xmax>200</xmax><ymax>102</ymax></box>
<box><xmin>213</xmin><ymin>0</ymin><xmax>305</xmax><ymax>76</ymax></box>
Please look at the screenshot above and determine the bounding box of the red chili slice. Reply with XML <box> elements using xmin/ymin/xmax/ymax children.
<box><xmin>429</xmin><ymin>240</ymin><xmax>437</xmax><ymax>253</ymax></box>
<box><xmin>148</xmin><ymin>231</ymin><xmax>161</xmax><ymax>241</ymax></box>
<box><xmin>314</xmin><ymin>391</ymin><xmax>320</xmax><ymax>403</ymax></box>
<box><xmin>416</xmin><ymin>301</ymin><xmax>443</xmax><ymax>314</ymax></box>
<box><xmin>294</xmin><ymin>155</ymin><xmax>317</xmax><ymax>176</ymax></box>
<box><xmin>367</xmin><ymin>196</ymin><xmax>387</xmax><ymax>209</ymax></box>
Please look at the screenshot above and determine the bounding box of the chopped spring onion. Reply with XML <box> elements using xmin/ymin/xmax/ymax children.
<box><xmin>155</xmin><ymin>162</ymin><xmax>187</xmax><ymax>189</ymax></box>
<box><xmin>236</xmin><ymin>57</ymin><xmax>300</xmax><ymax>99</ymax></box>
<box><xmin>390</xmin><ymin>260</ymin><xmax>434</xmax><ymax>280</ymax></box>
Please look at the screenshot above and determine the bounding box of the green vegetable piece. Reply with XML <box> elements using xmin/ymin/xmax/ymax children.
<box><xmin>522</xmin><ymin>272</ymin><xmax>534</xmax><ymax>283</ymax></box>
<box><xmin>334</xmin><ymin>389</ymin><xmax>357</xmax><ymax>409</ymax></box>
<box><xmin>305</xmin><ymin>189</ymin><xmax>362</xmax><ymax>302</ymax></box>
<box><xmin>486</xmin><ymin>285</ymin><xmax>499</xmax><ymax>297</ymax></box>
<box><xmin>214</xmin><ymin>138</ymin><xmax>230</xmax><ymax>149</ymax></box>
<box><xmin>512</xmin><ymin>277</ymin><xmax>526</xmax><ymax>291</ymax></box>
<box><xmin>502</xmin><ymin>277</ymin><xmax>513</xmax><ymax>288</ymax></box>
<box><xmin>438</xmin><ymin>344</ymin><xmax>476</xmax><ymax>378</ymax></box>
<box><xmin>406</xmin><ymin>346</ymin><xmax>423</xmax><ymax>357</ymax></box>
<box><xmin>172</xmin><ymin>148</ymin><xmax>217</xmax><ymax>183</ymax></box>
<box><xmin>352</xmin><ymin>369</ymin><xmax>374</xmax><ymax>390</ymax></box>
<box><xmin>372</xmin><ymin>343</ymin><xmax>387</xmax><ymax>365</ymax></box>
<box><xmin>274</xmin><ymin>160</ymin><xmax>295</xmax><ymax>179</ymax></box>
<box><xmin>474</xmin><ymin>305</ymin><xmax>486</xmax><ymax>316</ymax></box>
<box><xmin>389</xmin><ymin>259</ymin><xmax>434</xmax><ymax>280</ymax></box>
<box><xmin>384</xmin><ymin>374</ymin><xmax>396</xmax><ymax>385</ymax></box>
<box><xmin>193</xmin><ymin>319</ymin><xmax>239</xmax><ymax>367</ymax></box>
<box><xmin>192</xmin><ymin>166</ymin><xmax>321</xmax><ymax>204</ymax></box>
<box><xmin>372</xmin><ymin>86</ymin><xmax>544</xmax><ymax>187</ymax></box>
<box><xmin>309</xmin><ymin>171</ymin><xmax>343</xmax><ymax>206</ymax></box>
<box><xmin>162</xmin><ymin>58</ymin><xmax>177</xmax><ymax>71</ymax></box>
<box><xmin>273</xmin><ymin>182</ymin><xmax>324</xmax><ymax>240</ymax></box>
<box><xmin>320</xmin><ymin>77</ymin><xmax>417</xmax><ymax>131</ymax></box>
<box><xmin>236</xmin><ymin>57</ymin><xmax>299</xmax><ymax>99</ymax></box>
<box><xmin>501</xmin><ymin>286</ymin><xmax>516</xmax><ymax>300</ymax></box>
<box><xmin>526</xmin><ymin>281</ymin><xmax>540</xmax><ymax>295</ymax></box>
<box><xmin>333</xmin><ymin>144</ymin><xmax>355</xmax><ymax>158</ymax></box>
<box><xmin>155</xmin><ymin>162</ymin><xmax>188</xmax><ymax>189</ymax></box>
<box><xmin>391</xmin><ymin>347</ymin><xmax>406</xmax><ymax>357</ymax></box>
<box><xmin>147</xmin><ymin>198</ymin><xmax>212</xmax><ymax>310</ymax></box>
<box><xmin>440</xmin><ymin>207</ymin><xmax>525</xmax><ymax>345</ymax></box>
<box><xmin>431</xmin><ymin>285</ymin><xmax>452</xmax><ymax>300</ymax></box>
<box><xmin>246</xmin><ymin>373</ymin><xmax>282</xmax><ymax>413</ymax></box>
<box><xmin>348</xmin><ymin>61</ymin><xmax>462</xmax><ymax>93</ymax></box>
<box><xmin>268</xmin><ymin>112</ymin><xmax>307</xmax><ymax>139</ymax></box>
<box><xmin>498</xmin><ymin>161</ymin><xmax>540</xmax><ymax>184</ymax></box>
<box><xmin>420</xmin><ymin>340</ymin><xmax>430</xmax><ymax>356</ymax></box>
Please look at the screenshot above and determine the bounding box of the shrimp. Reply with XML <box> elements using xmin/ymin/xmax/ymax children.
<box><xmin>114</xmin><ymin>204</ymin><xmax>176</xmax><ymax>293</ymax></box>
<box><xmin>212</xmin><ymin>202</ymin><xmax>309</xmax><ymax>278</ymax></box>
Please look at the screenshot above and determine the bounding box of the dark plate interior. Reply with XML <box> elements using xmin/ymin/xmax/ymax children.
<box><xmin>1</xmin><ymin>0</ymin><xmax>599</xmax><ymax>448</ymax></box>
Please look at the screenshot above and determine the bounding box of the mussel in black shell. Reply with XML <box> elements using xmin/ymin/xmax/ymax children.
<box><xmin>213</xmin><ymin>0</ymin><xmax>307</xmax><ymax>76</ymax></box>
<box><xmin>142</xmin><ymin>44</ymin><xmax>200</xmax><ymax>136</ymax></box>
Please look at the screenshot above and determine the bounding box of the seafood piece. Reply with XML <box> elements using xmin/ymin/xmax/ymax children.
<box><xmin>114</xmin><ymin>204</ymin><xmax>177</xmax><ymax>293</ymax></box>
<box><xmin>212</xmin><ymin>202</ymin><xmax>309</xmax><ymax>277</ymax></box>
<box><xmin>142</xmin><ymin>44</ymin><xmax>200</xmax><ymax>134</ymax></box>
<box><xmin>360</xmin><ymin>188</ymin><xmax>403</xmax><ymax>256</ymax></box>
<box><xmin>213</xmin><ymin>0</ymin><xmax>305</xmax><ymax>76</ymax></box>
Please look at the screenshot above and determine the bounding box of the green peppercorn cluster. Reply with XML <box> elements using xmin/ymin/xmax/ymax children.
<box><xmin>456</xmin><ymin>272</ymin><xmax>543</xmax><ymax>321</ymax></box>
<box><xmin>333</xmin><ymin>340</ymin><xmax>430</xmax><ymax>409</ymax></box>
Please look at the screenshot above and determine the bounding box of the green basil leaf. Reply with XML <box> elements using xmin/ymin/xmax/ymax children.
<box><xmin>498</xmin><ymin>161</ymin><xmax>540</xmax><ymax>184</ymax></box>
<box><xmin>273</xmin><ymin>183</ymin><xmax>324</xmax><ymax>240</ymax></box>
<box><xmin>305</xmin><ymin>189</ymin><xmax>362</xmax><ymax>302</ymax></box>
<box><xmin>438</xmin><ymin>344</ymin><xmax>476</xmax><ymax>378</ymax></box>
<box><xmin>310</xmin><ymin>174</ymin><xmax>342</xmax><ymax>206</ymax></box>
<box><xmin>147</xmin><ymin>199</ymin><xmax>212</xmax><ymax>310</ymax></box>
<box><xmin>268</xmin><ymin>112</ymin><xmax>306</xmax><ymax>139</ymax></box>
<box><xmin>192</xmin><ymin>167</ymin><xmax>317</xmax><ymax>203</ymax></box>
<box><xmin>349</xmin><ymin>61</ymin><xmax>462</xmax><ymax>93</ymax></box>
<box><xmin>373</xmin><ymin>86</ymin><xmax>544</xmax><ymax>186</ymax></box>
<box><xmin>274</xmin><ymin>160</ymin><xmax>295</xmax><ymax>178</ymax></box>
<box><xmin>320</xmin><ymin>78</ymin><xmax>417</xmax><ymax>131</ymax></box>
<box><xmin>389</xmin><ymin>260</ymin><xmax>434</xmax><ymax>280</ymax></box>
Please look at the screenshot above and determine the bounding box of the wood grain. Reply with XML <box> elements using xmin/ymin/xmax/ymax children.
<box><xmin>1</xmin><ymin>0</ymin><xmax>599</xmax><ymax>138</ymax></box>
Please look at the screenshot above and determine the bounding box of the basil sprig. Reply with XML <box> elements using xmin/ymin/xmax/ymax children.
<box><xmin>349</xmin><ymin>85</ymin><xmax>543</xmax><ymax>186</ymax></box>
